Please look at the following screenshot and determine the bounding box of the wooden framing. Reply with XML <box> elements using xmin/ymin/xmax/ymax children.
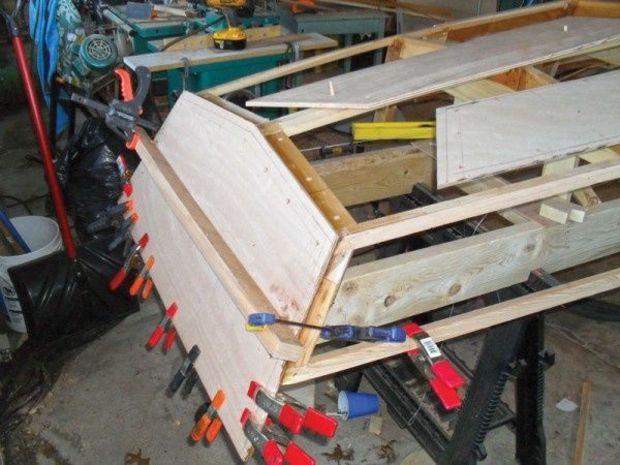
<box><xmin>131</xmin><ymin>2</ymin><xmax>620</xmax><ymax>461</ymax></box>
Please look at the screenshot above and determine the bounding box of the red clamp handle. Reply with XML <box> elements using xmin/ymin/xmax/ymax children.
<box><xmin>430</xmin><ymin>378</ymin><xmax>462</xmax><ymax>411</ymax></box>
<box><xmin>263</xmin><ymin>440</ymin><xmax>284</xmax><ymax>465</ymax></box>
<box><xmin>109</xmin><ymin>268</ymin><xmax>127</xmax><ymax>291</ymax></box>
<box><xmin>147</xmin><ymin>325</ymin><xmax>164</xmax><ymax>349</ymax></box>
<box><xmin>302</xmin><ymin>408</ymin><xmax>338</xmax><ymax>438</ymax></box>
<box><xmin>123</xmin><ymin>183</ymin><xmax>134</xmax><ymax>197</ymax></box>
<box><xmin>164</xmin><ymin>326</ymin><xmax>177</xmax><ymax>352</ymax></box>
<box><xmin>431</xmin><ymin>359</ymin><xmax>465</xmax><ymax>390</ymax></box>
<box><xmin>283</xmin><ymin>442</ymin><xmax>315</xmax><ymax>465</ymax></box>
<box><xmin>278</xmin><ymin>404</ymin><xmax>304</xmax><ymax>435</ymax></box>
<box><xmin>115</xmin><ymin>68</ymin><xmax>135</xmax><ymax>102</ymax></box>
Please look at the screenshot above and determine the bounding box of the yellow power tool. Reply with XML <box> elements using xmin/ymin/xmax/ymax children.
<box><xmin>206</xmin><ymin>0</ymin><xmax>254</xmax><ymax>50</ymax></box>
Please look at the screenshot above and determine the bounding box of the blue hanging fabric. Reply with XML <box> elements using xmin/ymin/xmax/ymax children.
<box><xmin>29</xmin><ymin>0</ymin><xmax>68</xmax><ymax>133</ymax></box>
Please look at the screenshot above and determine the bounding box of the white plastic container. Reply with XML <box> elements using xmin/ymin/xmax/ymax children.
<box><xmin>0</xmin><ymin>216</ymin><xmax>62</xmax><ymax>332</ymax></box>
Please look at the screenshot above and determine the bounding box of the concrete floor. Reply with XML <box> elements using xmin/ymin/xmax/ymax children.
<box><xmin>2</xmin><ymin>101</ymin><xmax>620</xmax><ymax>464</ymax></box>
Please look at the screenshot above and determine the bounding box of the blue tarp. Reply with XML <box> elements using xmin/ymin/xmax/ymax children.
<box><xmin>29</xmin><ymin>0</ymin><xmax>67</xmax><ymax>133</ymax></box>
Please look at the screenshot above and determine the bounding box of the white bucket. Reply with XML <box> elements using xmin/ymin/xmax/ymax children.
<box><xmin>0</xmin><ymin>216</ymin><xmax>62</xmax><ymax>333</ymax></box>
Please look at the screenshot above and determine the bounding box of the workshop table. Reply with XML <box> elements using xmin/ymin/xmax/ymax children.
<box><xmin>124</xmin><ymin>32</ymin><xmax>337</xmax><ymax>108</ymax></box>
<box><xmin>278</xmin><ymin>8</ymin><xmax>388</xmax><ymax>72</ymax></box>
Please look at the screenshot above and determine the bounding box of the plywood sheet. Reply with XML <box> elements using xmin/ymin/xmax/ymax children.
<box><xmin>436</xmin><ymin>70</ymin><xmax>620</xmax><ymax>187</ymax></box>
<box><xmin>124</xmin><ymin>32</ymin><xmax>336</xmax><ymax>72</ymax></box>
<box><xmin>247</xmin><ymin>17</ymin><xmax>620</xmax><ymax>109</ymax></box>
<box><xmin>155</xmin><ymin>92</ymin><xmax>337</xmax><ymax>323</ymax></box>
<box><xmin>130</xmin><ymin>165</ymin><xmax>282</xmax><ymax>460</ymax></box>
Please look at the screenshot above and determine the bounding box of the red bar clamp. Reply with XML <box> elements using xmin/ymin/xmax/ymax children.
<box><xmin>241</xmin><ymin>409</ymin><xmax>284</xmax><ymax>465</ymax></box>
<box><xmin>248</xmin><ymin>381</ymin><xmax>304</xmax><ymax>434</ymax></box>
<box><xmin>248</xmin><ymin>381</ymin><xmax>338</xmax><ymax>438</ymax></box>
<box><xmin>109</xmin><ymin>233</ymin><xmax>149</xmax><ymax>291</ymax></box>
<box><xmin>402</xmin><ymin>323</ymin><xmax>465</xmax><ymax>411</ymax></box>
<box><xmin>147</xmin><ymin>302</ymin><xmax>178</xmax><ymax>351</ymax></box>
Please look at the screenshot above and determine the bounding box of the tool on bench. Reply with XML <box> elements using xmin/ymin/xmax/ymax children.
<box><xmin>70</xmin><ymin>66</ymin><xmax>159</xmax><ymax>150</ymax></box>
<box><xmin>147</xmin><ymin>303</ymin><xmax>179</xmax><ymax>351</ymax></box>
<box><xmin>169</xmin><ymin>345</ymin><xmax>200</xmax><ymax>395</ymax></box>
<box><xmin>402</xmin><ymin>322</ymin><xmax>465</xmax><ymax>411</ymax></box>
<box><xmin>248</xmin><ymin>381</ymin><xmax>338</xmax><ymax>438</ymax></box>
<box><xmin>130</xmin><ymin>255</ymin><xmax>155</xmax><ymax>296</ymax></box>
<box><xmin>190</xmin><ymin>389</ymin><xmax>225</xmax><ymax>443</ymax></box>
<box><xmin>248</xmin><ymin>313</ymin><xmax>407</xmax><ymax>343</ymax></box>
<box><xmin>206</xmin><ymin>0</ymin><xmax>253</xmax><ymax>50</ymax></box>
<box><xmin>109</xmin><ymin>233</ymin><xmax>149</xmax><ymax>291</ymax></box>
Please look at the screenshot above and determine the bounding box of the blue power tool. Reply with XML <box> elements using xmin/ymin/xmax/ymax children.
<box><xmin>248</xmin><ymin>312</ymin><xmax>406</xmax><ymax>343</ymax></box>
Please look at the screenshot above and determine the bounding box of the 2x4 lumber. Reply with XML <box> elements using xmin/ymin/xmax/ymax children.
<box><xmin>282</xmin><ymin>267</ymin><xmax>620</xmax><ymax>385</ymax></box>
<box><xmin>262</xmin><ymin>124</ymin><xmax>355</xmax><ymax>230</ymax></box>
<box><xmin>328</xmin><ymin>198</ymin><xmax>620</xmax><ymax>327</ymax></box>
<box><xmin>573</xmin><ymin>0</ymin><xmax>620</xmax><ymax>18</ymax></box>
<box><xmin>247</xmin><ymin>17</ymin><xmax>620</xmax><ymax>110</ymax></box>
<box><xmin>134</xmin><ymin>130</ymin><xmax>302</xmax><ymax>361</ymax></box>
<box><xmin>342</xmin><ymin>158</ymin><xmax>620</xmax><ymax>250</ymax></box>
<box><xmin>289</xmin><ymin>244</ymin><xmax>354</xmax><ymax>366</ymax></box>
<box><xmin>311</xmin><ymin>145</ymin><xmax>434</xmax><ymax>207</ymax></box>
<box><xmin>202</xmin><ymin>36</ymin><xmax>395</xmax><ymax>97</ymax></box>
<box><xmin>539</xmin><ymin>198</ymin><xmax>587</xmax><ymax>223</ymax></box>
<box><xmin>573</xmin><ymin>380</ymin><xmax>593</xmax><ymax>465</ymax></box>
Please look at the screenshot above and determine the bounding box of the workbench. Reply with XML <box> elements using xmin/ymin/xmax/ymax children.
<box><xmin>124</xmin><ymin>32</ymin><xmax>337</xmax><ymax>105</ymax></box>
<box><xmin>103</xmin><ymin>4</ymin><xmax>280</xmax><ymax>54</ymax></box>
<box><xmin>278</xmin><ymin>7</ymin><xmax>388</xmax><ymax>72</ymax></box>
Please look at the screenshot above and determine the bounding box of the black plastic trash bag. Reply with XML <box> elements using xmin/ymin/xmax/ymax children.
<box><xmin>57</xmin><ymin>118</ymin><xmax>139</xmax><ymax>241</ymax></box>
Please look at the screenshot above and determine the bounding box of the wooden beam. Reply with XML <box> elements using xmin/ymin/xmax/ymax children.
<box><xmin>311</xmin><ymin>145</ymin><xmax>434</xmax><ymax>207</ymax></box>
<box><xmin>135</xmin><ymin>130</ymin><xmax>302</xmax><ymax>361</ymax></box>
<box><xmin>573</xmin><ymin>0</ymin><xmax>620</xmax><ymax>18</ymax></box>
<box><xmin>262</xmin><ymin>124</ymin><xmax>355</xmax><ymax>230</ymax></box>
<box><xmin>328</xmin><ymin>199</ymin><xmax>620</xmax><ymax>327</ymax></box>
<box><xmin>282</xmin><ymin>267</ymin><xmax>620</xmax><ymax>384</ymax></box>
<box><xmin>342</xmin><ymin>158</ymin><xmax>620</xmax><ymax>250</ymax></box>
<box><xmin>573</xmin><ymin>380</ymin><xmax>593</xmax><ymax>465</ymax></box>
<box><xmin>202</xmin><ymin>36</ymin><xmax>395</xmax><ymax>97</ymax></box>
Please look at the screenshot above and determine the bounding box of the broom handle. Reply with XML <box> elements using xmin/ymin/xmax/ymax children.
<box><xmin>9</xmin><ymin>26</ymin><xmax>77</xmax><ymax>258</ymax></box>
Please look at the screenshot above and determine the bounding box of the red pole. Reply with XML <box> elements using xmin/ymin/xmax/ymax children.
<box><xmin>11</xmin><ymin>35</ymin><xmax>77</xmax><ymax>258</ymax></box>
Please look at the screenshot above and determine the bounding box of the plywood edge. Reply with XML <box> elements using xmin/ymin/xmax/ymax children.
<box><xmin>283</xmin><ymin>267</ymin><xmax>620</xmax><ymax>385</ymax></box>
<box><xmin>135</xmin><ymin>129</ymin><xmax>302</xmax><ymax>361</ymax></box>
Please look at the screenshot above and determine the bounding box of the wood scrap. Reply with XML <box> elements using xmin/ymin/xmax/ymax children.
<box><xmin>368</xmin><ymin>415</ymin><xmax>384</xmax><ymax>436</ymax></box>
<box><xmin>573</xmin><ymin>380</ymin><xmax>592</xmax><ymax>465</ymax></box>
<box><xmin>539</xmin><ymin>198</ymin><xmax>587</xmax><ymax>224</ymax></box>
